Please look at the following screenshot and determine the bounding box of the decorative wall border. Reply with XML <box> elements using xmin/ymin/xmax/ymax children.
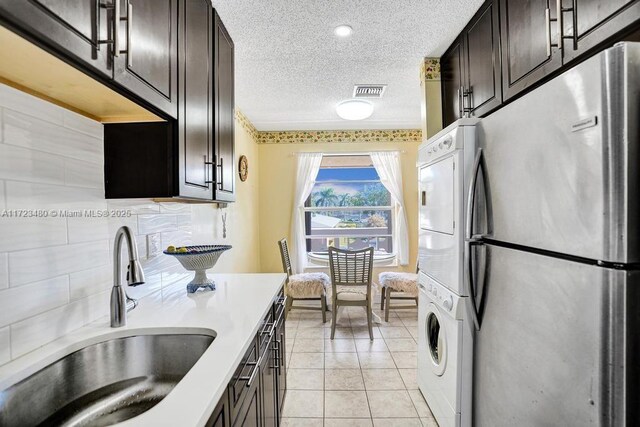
<box><xmin>235</xmin><ymin>109</ymin><xmax>422</xmax><ymax>145</ymax></box>
<box><xmin>421</xmin><ymin>58</ymin><xmax>440</xmax><ymax>82</ymax></box>
<box><xmin>235</xmin><ymin>109</ymin><xmax>260</xmax><ymax>142</ymax></box>
<box><xmin>256</xmin><ymin>129</ymin><xmax>422</xmax><ymax>144</ymax></box>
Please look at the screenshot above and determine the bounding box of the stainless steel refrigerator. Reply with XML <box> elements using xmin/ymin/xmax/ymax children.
<box><xmin>467</xmin><ymin>42</ymin><xmax>640</xmax><ymax>426</ymax></box>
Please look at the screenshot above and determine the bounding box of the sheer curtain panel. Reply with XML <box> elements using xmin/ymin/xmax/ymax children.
<box><xmin>290</xmin><ymin>153</ymin><xmax>323</xmax><ymax>273</ymax></box>
<box><xmin>370</xmin><ymin>151</ymin><xmax>410</xmax><ymax>265</ymax></box>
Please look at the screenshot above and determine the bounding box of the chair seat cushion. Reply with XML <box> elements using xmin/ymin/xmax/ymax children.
<box><xmin>336</xmin><ymin>286</ymin><xmax>368</xmax><ymax>302</ymax></box>
<box><xmin>378</xmin><ymin>272</ymin><xmax>419</xmax><ymax>297</ymax></box>
<box><xmin>287</xmin><ymin>272</ymin><xmax>330</xmax><ymax>298</ymax></box>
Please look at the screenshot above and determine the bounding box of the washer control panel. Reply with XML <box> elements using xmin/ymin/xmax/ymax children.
<box><xmin>418</xmin><ymin>272</ymin><xmax>464</xmax><ymax>320</ymax></box>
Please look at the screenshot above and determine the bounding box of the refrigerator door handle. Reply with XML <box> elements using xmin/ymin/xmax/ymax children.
<box><xmin>465</xmin><ymin>148</ymin><xmax>483</xmax><ymax>242</ymax></box>
<box><xmin>464</xmin><ymin>240</ymin><xmax>481</xmax><ymax>330</ymax></box>
<box><xmin>465</xmin><ymin>148</ymin><xmax>486</xmax><ymax>330</ymax></box>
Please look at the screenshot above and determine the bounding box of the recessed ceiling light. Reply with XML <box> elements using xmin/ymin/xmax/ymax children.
<box><xmin>334</xmin><ymin>25</ymin><xmax>353</xmax><ymax>37</ymax></box>
<box><xmin>336</xmin><ymin>99</ymin><xmax>374</xmax><ymax>121</ymax></box>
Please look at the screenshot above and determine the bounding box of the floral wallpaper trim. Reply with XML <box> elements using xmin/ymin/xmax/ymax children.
<box><xmin>235</xmin><ymin>109</ymin><xmax>422</xmax><ymax>145</ymax></box>
<box><xmin>235</xmin><ymin>109</ymin><xmax>260</xmax><ymax>142</ymax></box>
<box><xmin>256</xmin><ymin>129</ymin><xmax>422</xmax><ymax>145</ymax></box>
<box><xmin>421</xmin><ymin>58</ymin><xmax>440</xmax><ymax>82</ymax></box>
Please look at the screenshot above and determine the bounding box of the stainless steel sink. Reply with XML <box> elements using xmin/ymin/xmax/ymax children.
<box><xmin>0</xmin><ymin>333</ymin><xmax>215</xmax><ymax>426</ymax></box>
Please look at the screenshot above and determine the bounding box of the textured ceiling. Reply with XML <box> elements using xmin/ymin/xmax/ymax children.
<box><xmin>211</xmin><ymin>0</ymin><xmax>484</xmax><ymax>131</ymax></box>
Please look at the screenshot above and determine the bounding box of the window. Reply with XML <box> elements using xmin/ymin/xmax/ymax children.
<box><xmin>304</xmin><ymin>155</ymin><xmax>395</xmax><ymax>262</ymax></box>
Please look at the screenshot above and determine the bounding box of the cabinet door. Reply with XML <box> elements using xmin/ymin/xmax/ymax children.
<box><xmin>213</xmin><ymin>11</ymin><xmax>236</xmax><ymax>202</ymax></box>
<box><xmin>260</xmin><ymin>340</ymin><xmax>277</xmax><ymax>427</ymax></box>
<box><xmin>206</xmin><ymin>395</ymin><xmax>230</xmax><ymax>427</ymax></box>
<box><xmin>114</xmin><ymin>0</ymin><xmax>178</xmax><ymax>118</ymax></box>
<box><xmin>275</xmin><ymin>308</ymin><xmax>286</xmax><ymax>416</ymax></box>
<box><xmin>440</xmin><ymin>37</ymin><xmax>464</xmax><ymax>128</ymax></box>
<box><xmin>178</xmin><ymin>0</ymin><xmax>213</xmax><ymax>200</ymax></box>
<box><xmin>0</xmin><ymin>0</ymin><xmax>112</xmax><ymax>78</ymax></box>
<box><xmin>500</xmin><ymin>0</ymin><xmax>562</xmax><ymax>100</ymax></box>
<box><xmin>233</xmin><ymin>368</ymin><xmax>262</xmax><ymax>427</ymax></box>
<box><xmin>463</xmin><ymin>0</ymin><xmax>502</xmax><ymax>117</ymax></box>
<box><xmin>563</xmin><ymin>0</ymin><xmax>640</xmax><ymax>62</ymax></box>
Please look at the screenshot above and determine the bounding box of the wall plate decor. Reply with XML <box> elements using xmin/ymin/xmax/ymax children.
<box><xmin>238</xmin><ymin>155</ymin><xmax>248</xmax><ymax>181</ymax></box>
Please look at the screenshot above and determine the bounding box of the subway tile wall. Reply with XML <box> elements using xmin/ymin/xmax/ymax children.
<box><xmin>0</xmin><ymin>83</ymin><xmax>198</xmax><ymax>365</ymax></box>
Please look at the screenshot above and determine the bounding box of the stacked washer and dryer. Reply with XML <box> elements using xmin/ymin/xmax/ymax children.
<box><xmin>416</xmin><ymin>119</ymin><xmax>478</xmax><ymax>427</ymax></box>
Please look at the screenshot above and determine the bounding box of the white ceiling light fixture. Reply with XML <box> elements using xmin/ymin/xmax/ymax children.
<box><xmin>336</xmin><ymin>99</ymin><xmax>374</xmax><ymax>121</ymax></box>
<box><xmin>334</xmin><ymin>24</ymin><xmax>353</xmax><ymax>37</ymax></box>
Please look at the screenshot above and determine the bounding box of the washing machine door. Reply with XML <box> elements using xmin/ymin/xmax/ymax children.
<box><xmin>425</xmin><ymin>302</ymin><xmax>447</xmax><ymax>376</ymax></box>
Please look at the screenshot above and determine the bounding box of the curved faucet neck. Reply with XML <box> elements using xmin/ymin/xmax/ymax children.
<box><xmin>113</xmin><ymin>226</ymin><xmax>139</xmax><ymax>288</ymax></box>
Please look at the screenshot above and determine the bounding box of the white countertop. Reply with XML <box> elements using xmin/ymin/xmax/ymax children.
<box><xmin>0</xmin><ymin>273</ymin><xmax>287</xmax><ymax>427</ymax></box>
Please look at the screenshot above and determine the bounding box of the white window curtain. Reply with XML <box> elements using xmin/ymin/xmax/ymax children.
<box><xmin>290</xmin><ymin>153</ymin><xmax>323</xmax><ymax>273</ymax></box>
<box><xmin>370</xmin><ymin>151</ymin><xmax>410</xmax><ymax>265</ymax></box>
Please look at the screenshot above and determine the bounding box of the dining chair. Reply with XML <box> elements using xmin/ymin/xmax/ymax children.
<box><xmin>378</xmin><ymin>265</ymin><xmax>419</xmax><ymax>322</ymax></box>
<box><xmin>328</xmin><ymin>246</ymin><xmax>375</xmax><ymax>340</ymax></box>
<box><xmin>278</xmin><ymin>238</ymin><xmax>330</xmax><ymax>322</ymax></box>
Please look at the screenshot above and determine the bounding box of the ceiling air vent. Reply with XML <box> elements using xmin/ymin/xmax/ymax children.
<box><xmin>353</xmin><ymin>84</ymin><xmax>387</xmax><ymax>99</ymax></box>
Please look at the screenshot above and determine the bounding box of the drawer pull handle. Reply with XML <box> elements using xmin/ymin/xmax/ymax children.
<box><xmin>239</xmin><ymin>358</ymin><xmax>261</xmax><ymax>388</ymax></box>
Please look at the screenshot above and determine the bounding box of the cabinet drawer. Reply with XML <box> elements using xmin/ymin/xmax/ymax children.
<box><xmin>228</xmin><ymin>336</ymin><xmax>259</xmax><ymax>420</ymax></box>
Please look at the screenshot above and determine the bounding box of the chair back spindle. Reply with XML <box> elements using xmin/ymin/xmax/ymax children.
<box><xmin>278</xmin><ymin>239</ymin><xmax>293</xmax><ymax>279</ymax></box>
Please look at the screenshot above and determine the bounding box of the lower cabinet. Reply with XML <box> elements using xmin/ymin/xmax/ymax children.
<box><xmin>208</xmin><ymin>287</ymin><xmax>286</xmax><ymax>427</ymax></box>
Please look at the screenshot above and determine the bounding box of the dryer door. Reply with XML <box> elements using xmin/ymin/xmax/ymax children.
<box><xmin>419</xmin><ymin>155</ymin><xmax>455</xmax><ymax>235</ymax></box>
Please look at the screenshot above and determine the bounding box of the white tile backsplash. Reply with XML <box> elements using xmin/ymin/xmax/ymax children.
<box><xmin>138</xmin><ymin>214</ymin><xmax>178</xmax><ymax>234</ymax></box>
<box><xmin>5</xmin><ymin>180</ymin><xmax>106</xmax><ymax>210</ymax></box>
<box><xmin>0</xmin><ymin>253</ymin><xmax>8</xmax><ymax>290</ymax></box>
<box><xmin>67</xmin><ymin>217</ymin><xmax>110</xmax><ymax>244</ymax></box>
<box><xmin>0</xmin><ymin>84</ymin><xmax>65</xmax><ymax>125</ymax></box>
<box><xmin>62</xmin><ymin>110</ymin><xmax>103</xmax><ymax>139</ymax></box>
<box><xmin>0</xmin><ymin>144</ymin><xmax>66</xmax><ymax>185</ymax></box>
<box><xmin>0</xmin><ymin>327</ymin><xmax>9</xmax><ymax>365</ymax></box>
<box><xmin>10</xmin><ymin>291</ymin><xmax>109</xmax><ymax>359</ymax></box>
<box><xmin>108</xmin><ymin>199</ymin><xmax>160</xmax><ymax>214</ymax></box>
<box><xmin>0</xmin><ymin>216</ymin><xmax>67</xmax><ymax>252</ymax></box>
<box><xmin>0</xmin><ymin>276</ymin><xmax>69</xmax><ymax>328</ymax></box>
<box><xmin>9</xmin><ymin>240</ymin><xmax>109</xmax><ymax>287</ymax></box>
<box><xmin>69</xmin><ymin>265</ymin><xmax>112</xmax><ymax>301</ymax></box>
<box><xmin>64</xmin><ymin>158</ymin><xmax>103</xmax><ymax>189</ymax></box>
<box><xmin>3</xmin><ymin>110</ymin><xmax>103</xmax><ymax>163</ymax></box>
<box><xmin>0</xmin><ymin>83</ymin><xmax>208</xmax><ymax>366</ymax></box>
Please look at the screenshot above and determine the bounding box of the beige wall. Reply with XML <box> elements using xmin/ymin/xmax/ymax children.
<box><xmin>193</xmin><ymin>118</ymin><xmax>262</xmax><ymax>273</ymax></box>
<box><xmin>257</xmin><ymin>141</ymin><xmax>419</xmax><ymax>275</ymax></box>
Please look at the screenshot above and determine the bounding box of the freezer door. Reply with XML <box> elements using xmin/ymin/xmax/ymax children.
<box><xmin>476</xmin><ymin>42</ymin><xmax>640</xmax><ymax>264</ymax></box>
<box><xmin>472</xmin><ymin>244</ymin><xmax>639</xmax><ymax>426</ymax></box>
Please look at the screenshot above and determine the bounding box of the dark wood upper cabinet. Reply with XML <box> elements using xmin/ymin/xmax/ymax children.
<box><xmin>178</xmin><ymin>0</ymin><xmax>214</xmax><ymax>199</ymax></box>
<box><xmin>213</xmin><ymin>12</ymin><xmax>236</xmax><ymax>203</ymax></box>
<box><xmin>463</xmin><ymin>0</ymin><xmax>502</xmax><ymax>117</ymax></box>
<box><xmin>0</xmin><ymin>0</ymin><xmax>113</xmax><ymax>78</ymax></box>
<box><xmin>562</xmin><ymin>0</ymin><xmax>640</xmax><ymax>62</ymax></box>
<box><xmin>104</xmin><ymin>1</ymin><xmax>236</xmax><ymax>203</ymax></box>
<box><xmin>499</xmin><ymin>0</ymin><xmax>563</xmax><ymax>100</ymax></box>
<box><xmin>113</xmin><ymin>0</ymin><xmax>178</xmax><ymax>118</ymax></box>
<box><xmin>441</xmin><ymin>37</ymin><xmax>464</xmax><ymax>127</ymax></box>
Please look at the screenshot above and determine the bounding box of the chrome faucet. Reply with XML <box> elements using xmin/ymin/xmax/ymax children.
<box><xmin>111</xmin><ymin>226</ymin><xmax>145</xmax><ymax>328</ymax></box>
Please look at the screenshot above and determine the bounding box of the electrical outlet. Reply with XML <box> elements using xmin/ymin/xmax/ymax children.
<box><xmin>146</xmin><ymin>233</ymin><xmax>161</xmax><ymax>259</ymax></box>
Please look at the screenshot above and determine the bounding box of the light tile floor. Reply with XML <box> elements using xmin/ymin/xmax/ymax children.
<box><xmin>281</xmin><ymin>300</ymin><xmax>438</xmax><ymax>427</ymax></box>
